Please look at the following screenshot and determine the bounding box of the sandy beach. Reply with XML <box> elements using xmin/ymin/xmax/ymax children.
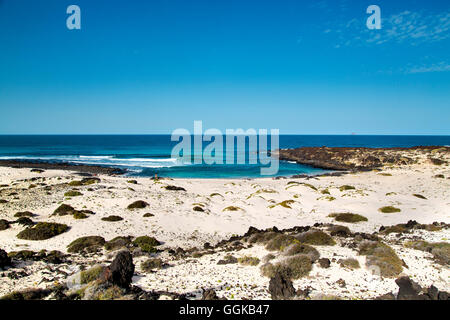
<box><xmin>0</xmin><ymin>148</ymin><xmax>449</xmax><ymax>300</ymax></box>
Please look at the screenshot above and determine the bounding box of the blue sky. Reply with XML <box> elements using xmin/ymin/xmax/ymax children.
<box><xmin>0</xmin><ymin>0</ymin><xmax>449</xmax><ymax>134</ymax></box>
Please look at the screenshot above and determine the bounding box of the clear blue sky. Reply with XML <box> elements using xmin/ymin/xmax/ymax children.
<box><xmin>0</xmin><ymin>0</ymin><xmax>449</xmax><ymax>134</ymax></box>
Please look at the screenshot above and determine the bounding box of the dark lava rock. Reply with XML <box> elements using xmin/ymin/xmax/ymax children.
<box><xmin>165</xmin><ymin>185</ymin><xmax>186</xmax><ymax>191</ymax></box>
<box><xmin>217</xmin><ymin>255</ymin><xmax>238</xmax><ymax>265</ymax></box>
<box><xmin>127</xmin><ymin>200</ymin><xmax>149</xmax><ymax>210</ymax></box>
<box><xmin>0</xmin><ymin>249</ymin><xmax>11</xmax><ymax>269</ymax></box>
<box><xmin>318</xmin><ymin>258</ymin><xmax>331</xmax><ymax>268</ymax></box>
<box><xmin>268</xmin><ymin>273</ymin><xmax>296</xmax><ymax>300</ymax></box>
<box><xmin>427</xmin><ymin>285</ymin><xmax>439</xmax><ymax>300</ymax></box>
<box><xmin>14</xmin><ymin>211</ymin><xmax>35</xmax><ymax>218</ymax></box>
<box><xmin>395</xmin><ymin>276</ymin><xmax>427</xmax><ymax>300</ymax></box>
<box><xmin>202</xmin><ymin>289</ymin><xmax>220</xmax><ymax>300</ymax></box>
<box><xmin>129</xmin><ymin>285</ymin><xmax>160</xmax><ymax>300</ymax></box>
<box><xmin>16</xmin><ymin>217</ymin><xmax>34</xmax><ymax>226</ymax></box>
<box><xmin>30</xmin><ymin>169</ymin><xmax>45</xmax><ymax>173</ymax></box>
<box><xmin>203</xmin><ymin>242</ymin><xmax>212</xmax><ymax>249</ymax></box>
<box><xmin>109</xmin><ymin>251</ymin><xmax>135</xmax><ymax>288</ymax></box>
<box><xmin>0</xmin><ymin>219</ymin><xmax>10</xmax><ymax>231</ymax></box>
<box><xmin>375</xmin><ymin>292</ymin><xmax>396</xmax><ymax>300</ymax></box>
<box><xmin>438</xmin><ymin>291</ymin><xmax>449</xmax><ymax>300</ymax></box>
<box><xmin>244</xmin><ymin>226</ymin><xmax>260</xmax><ymax>237</ymax></box>
<box><xmin>296</xmin><ymin>287</ymin><xmax>312</xmax><ymax>299</ymax></box>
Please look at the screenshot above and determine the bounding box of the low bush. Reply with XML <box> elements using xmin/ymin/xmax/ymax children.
<box><xmin>16</xmin><ymin>222</ymin><xmax>69</xmax><ymax>240</ymax></box>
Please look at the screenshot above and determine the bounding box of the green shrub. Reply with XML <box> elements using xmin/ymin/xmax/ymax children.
<box><xmin>16</xmin><ymin>222</ymin><xmax>69</xmax><ymax>240</ymax></box>
<box><xmin>193</xmin><ymin>206</ymin><xmax>204</xmax><ymax>212</ymax></box>
<box><xmin>296</xmin><ymin>230</ymin><xmax>336</xmax><ymax>246</ymax></box>
<box><xmin>329</xmin><ymin>213</ymin><xmax>368</xmax><ymax>223</ymax></box>
<box><xmin>73</xmin><ymin>211</ymin><xmax>88</xmax><ymax>219</ymax></box>
<box><xmin>261</xmin><ymin>255</ymin><xmax>313</xmax><ymax>280</ymax></box>
<box><xmin>53</xmin><ymin>204</ymin><xmax>76</xmax><ymax>216</ymax></box>
<box><xmin>80</xmin><ymin>265</ymin><xmax>106</xmax><ymax>284</ymax></box>
<box><xmin>412</xmin><ymin>194</ymin><xmax>427</xmax><ymax>200</ymax></box>
<box><xmin>141</xmin><ymin>258</ymin><xmax>164</xmax><ymax>272</ymax></box>
<box><xmin>0</xmin><ymin>219</ymin><xmax>10</xmax><ymax>231</ymax></box>
<box><xmin>338</xmin><ymin>258</ymin><xmax>360</xmax><ymax>269</ymax></box>
<box><xmin>405</xmin><ymin>241</ymin><xmax>450</xmax><ymax>265</ymax></box>
<box><xmin>67</xmin><ymin>236</ymin><xmax>106</xmax><ymax>253</ymax></box>
<box><xmin>16</xmin><ymin>217</ymin><xmax>34</xmax><ymax>226</ymax></box>
<box><xmin>68</xmin><ymin>180</ymin><xmax>83</xmax><ymax>186</ymax></box>
<box><xmin>133</xmin><ymin>236</ymin><xmax>161</xmax><ymax>253</ymax></box>
<box><xmin>268</xmin><ymin>200</ymin><xmax>295</xmax><ymax>209</ymax></box>
<box><xmin>210</xmin><ymin>193</ymin><xmax>223</xmax><ymax>198</ymax></box>
<box><xmin>165</xmin><ymin>185</ymin><xmax>186</xmax><ymax>191</ymax></box>
<box><xmin>143</xmin><ymin>213</ymin><xmax>154</xmax><ymax>217</ymax></box>
<box><xmin>265</xmin><ymin>234</ymin><xmax>296</xmax><ymax>251</ymax></box>
<box><xmin>127</xmin><ymin>201</ymin><xmax>149</xmax><ymax>209</ymax></box>
<box><xmin>14</xmin><ymin>211</ymin><xmax>34</xmax><ymax>218</ymax></box>
<box><xmin>248</xmin><ymin>232</ymin><xmax>279</xmax><ymax>244</ymax></box>
<box><xmin>381</xmin><ymin>225</ymin><xmax>408</xmax><ymax>234</ymax></box>
<box><xmin>301</xmin><ymin>183</ymin><xmax>317</xmax><ymax>191</ymax></box>
<box><xmin>101</xmin><ymin>215</ymin><xmax>123</xmax><ymax>222</ymax></box>
<box><xmin>222</xmin><ymin>206</ymin><xmax>242</xmax><ymax>212</ymax></box>
<box><xmin>64</xmin><ymin>191</ymin><xmax>83</xmax><ymax>197</ymax></box>
<box><xmin>237</xmin><ymin>256</ymin><xmax>260</xmax><ymax>266</ymax></box>
<box><xmin>379</xmin><ymin>206</ymin><xmax>401</xmax><ymax>213</ymax></box>
<box><xmin>282</xmin><ymin>243</ymin><xmax>320</xmax><ymax>261</ymax></box>
<box><xmin>359</xmin><ymin>241</ymin><xmax>403</xmax><ymax>277</ymax></box>
<box><xmin>339</xmin><ymin>185</ymin><xmax>355</xmax><ymax>191</ymax></box>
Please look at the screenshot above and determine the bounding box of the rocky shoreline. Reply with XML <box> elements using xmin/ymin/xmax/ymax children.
<box><xmin>279</xmin><ymin>146</ymin><xmax>449</xmax><ymax>171</ymax></box>
<box><xmin>0</xmin><ymin>160</ymin><xmax>126</xmax><ymax>176</ymax></box>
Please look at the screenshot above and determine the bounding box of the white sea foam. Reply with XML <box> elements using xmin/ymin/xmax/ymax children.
<box><xmin>0</xmin><ymin>155</ymin><xmax>181</xmax><ymax>168</ymax></box>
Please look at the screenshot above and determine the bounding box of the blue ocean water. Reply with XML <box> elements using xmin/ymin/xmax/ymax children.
<box><xmin>0</xmin><ymin>135</ymin><xmax>448</xmax><ymax>178</ymax></box>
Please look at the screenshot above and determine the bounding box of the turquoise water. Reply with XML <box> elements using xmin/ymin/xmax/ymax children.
<box><xmin>0</xmin><ymin>135</ymin><xmax>448</xmax><ymax>178</ymax></box>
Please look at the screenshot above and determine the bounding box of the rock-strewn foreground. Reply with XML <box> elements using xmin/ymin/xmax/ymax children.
<box><xmin>0</xmin><ymin>147</ymin><xmax>449</xmax><ymax>300</ymax></box>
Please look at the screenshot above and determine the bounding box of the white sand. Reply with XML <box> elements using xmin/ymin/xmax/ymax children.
<box><xmin>0</xmin><ymin>160</ymin><xmax>449</xmax><ymax>299</ymax></box>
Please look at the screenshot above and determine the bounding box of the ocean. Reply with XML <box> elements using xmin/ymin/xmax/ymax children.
<box><xmin>0</xmin><ymin>135</ymin><xmax>448</xmax><ymax>178</ymax></box>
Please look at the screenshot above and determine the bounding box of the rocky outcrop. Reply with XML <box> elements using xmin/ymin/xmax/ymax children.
<box><xmin>0</xmin><ymin>160</ymin><xmax>126</xmax><ymax>175</ymax></box>
<box><xmin>279</xmin><ymin>146</ymin><xmax>449</xmax><ymax>171</ymax></box>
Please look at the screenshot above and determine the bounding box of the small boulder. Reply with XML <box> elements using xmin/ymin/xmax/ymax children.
<box><xmin>0</xmin><ymin>219</ymin><xmax>10</xmax><ymax>231</ymax></box>
<box><xmin>395</xmin><ymin>276</ymin><xmax>426</xmax><ymax>300</ymax></box>
<box><xmin>0</xmin><ymin>249</ymin><xmax>12</xmax><ymax>269</ymax></box>
<box><xmin>268</xmin><ymin>272</ymin><xmax>296</xmax><ymax>300</ymax></box>
<box><xmin>318</xmin><ymin>258</ymin><xmax>331</xmax><ymax>268</ymax></box>
<box><xmin>202</xmin><ymin>289</ymin><xmax>219</xmax><ymax>300</ymax></box>
<box><xmin>109</xmin><ymin>251</ymin><xmax>135</xmax><ymax>288</ymax></box>
<box><xmin>127</xmin><ymin>201</ymin><xmax>149</xmax><ymax>210</ymax></box>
